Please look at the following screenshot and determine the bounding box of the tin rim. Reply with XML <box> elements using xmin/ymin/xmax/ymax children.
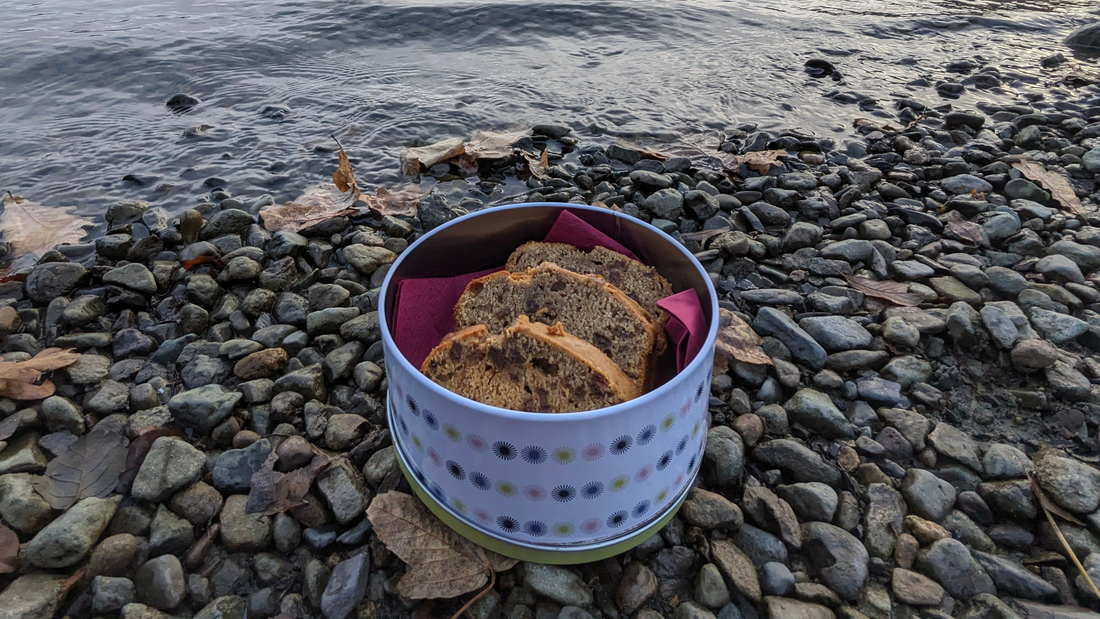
<box><xmin>377</xmin><ymin>202</ymin><xmax>721</xmax><ymax>422</ymax></box>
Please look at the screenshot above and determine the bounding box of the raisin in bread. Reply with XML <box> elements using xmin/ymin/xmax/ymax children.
<box><xmin>506</xmin><ymin>241</ymin><xmax>673</xmax><ymax>324</ymax></box>
<box><xmin>454</xmin><ymin>263</ymin><xmax>660</xmax><ymax>387</ymax></box>
<box><xmin>421</xmin><ymin>316</ymin><xmax>639</xmax><ymax>412</ymax></box>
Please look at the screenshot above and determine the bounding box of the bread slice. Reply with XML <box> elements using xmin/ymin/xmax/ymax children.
<box><xmin>421</xmin><ymin>316</ymin><xmax>640</xmax><ymax>412</ymax></box>
<box><xmin>506</xmin><ymin>242</ymin><xmax>673</xmax><ymax>323</ymax></box>
<box><xmin>454</xmin><ymin>263</ymin><xmax>660</xmax><ymax>386</ymax></box>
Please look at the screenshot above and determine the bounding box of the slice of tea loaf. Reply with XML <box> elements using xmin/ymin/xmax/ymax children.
<box><xmin>506</xmin><ymin>241</ymin><xmax>673</xmax><ymax>323</ymax></box>
<box><xmin>454</xmin><ymin>263</ymin><xmax>660</xmax><ymax>386</ymax></box>
<box><xmin>421</xmin><ymin>316</ymin><xmax>640</xmax><ymax>412</ymax></box>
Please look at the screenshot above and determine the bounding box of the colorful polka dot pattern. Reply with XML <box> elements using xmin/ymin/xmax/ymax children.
<box><xmin>392</xmin><ymin>373</ymin><xmax>710</xmax><ymax>543</ymax></box>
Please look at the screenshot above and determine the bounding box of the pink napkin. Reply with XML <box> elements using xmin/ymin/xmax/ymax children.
<box><xmin>392</xmin><ymin>209</ymin><xmax>707</xmax><ymax>380</ymax></box>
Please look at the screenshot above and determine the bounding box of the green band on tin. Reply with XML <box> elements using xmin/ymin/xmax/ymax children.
<box><xmin>398</xmin><ymin>457</ymin><xmax>683</xmax><ymax>565</ymax></box>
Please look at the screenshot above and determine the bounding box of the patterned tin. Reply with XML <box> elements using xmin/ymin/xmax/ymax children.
<box><xmin>378</xmin><ymin>203</ymin><xmax>719</xmax><ymax>563</ymax></box>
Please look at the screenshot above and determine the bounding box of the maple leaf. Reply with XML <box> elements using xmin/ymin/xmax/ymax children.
<box><xmin>0</xmin><ymin>347</ymin><xmax>81</xmax><ymax>400</ymax></box>
<box><xmin>1</xmin><ymin>192</ymin><xmax>93</xmax><ymax>261</ymax></box>
<box><xmin>367</xmin><ymin>491</ymin><xmax>517</xmax><ymax>600</ymax></box>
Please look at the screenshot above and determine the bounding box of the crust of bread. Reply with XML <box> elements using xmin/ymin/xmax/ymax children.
<box><xmin>454</xmin><ymin>263</ymin><xmax>660</xmax><ymax>387</ymax></box>
<box><xmin>421</xmin><ymin>316</ymin><xmax>639</xmax><ymax>412</ymax></box>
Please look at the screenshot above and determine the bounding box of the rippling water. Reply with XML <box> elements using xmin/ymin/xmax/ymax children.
<box><xmin>1</xmin><ymin>0</ymin><xmax>1098</xmax><ymax>225</ymax></box>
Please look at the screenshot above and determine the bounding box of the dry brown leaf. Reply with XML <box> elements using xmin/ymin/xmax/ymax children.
<box><xmin>524</xmin><ymin>149</ymin><xmax>549</xmax><ymax>179</ymax></box>
<box><xmin>738</xmin><ymin>150</ymin><xmax>790</xmax><ymax>174</ymax></box>
<box><xmin>362</xmin><ymin>186</ymin><xmax>423</xmax><ymax>218</ymax></box>
<box><xmin>367</xmin><ymin>491</ymin><xmax>517</xmax><ymax>600</ymax></box>
<box><xmin>843</xmin><ymin>274</ymin><xmax>923</xmax><ymax>307</ymax></box>
<box><xmin>943</xmin><ymin>211</ymin><xmax>987</xmax><ymax>247</ymax></box>
<box><xmin>401</xmin><ymin>138</ymin><xmax>466</xmax><ymax>176</ymax></box>
<box><xmin>246</xmin><ymin>451</ymin><xmax>332</xmax><ymax>516</ymax></box>
<box><xmin>464</xmin><ymin>130</ymin><xmax>530</xmax><ymax>160</ymax></box>
<box><xmin>0</xmin><ymin>523</ymin><xmax>17</xmax><ymax>574</ymax></box>
<box><xmin>0</xmin><ymin>347</ymin><xmax>80</xmax><ymax>401</ymax></box>
<box><xmin>657</xmin><ymin>133</ymin><xmax>737</xmax><ymax>171</ymax></box>
<box><xmin>714</xmin><ymin>308</ymin><xmax>772</xmax><ymax>368</ymax></box>
<box><xmin>1012</xmin><ymin>159</ymin><xmax>1087</xmax><ymax>218</ymax></box>
<box><xmin>1</xmin><ymin>193</ymin><xmax>93</xmax><ymax>260</ymax></box>
<box><xmin>259</xmin><ymin>184</ymin><xmax>357</xmax><ymax>233</ymax></box>
<box><xmin>31</xmin><ymin>425</ymin><xmax>128</xmax><ymax>510</ymax></box>
<box><xmin>332</xmin><ymin>138</ymin><xmax>361</xmax><ymax>200</ymax></box>
<box><xmin>853</xmin><ymin>118</ymin><xmax>900</xmax><ymax>132</ymax></box>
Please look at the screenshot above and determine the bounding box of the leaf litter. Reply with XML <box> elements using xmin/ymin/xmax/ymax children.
<box><xmin>843</xmin><ymin>274</ymin><xmax>923</xmax><ymax>307</ymax></box>
<box><xmin>713</xmin><ymin>308</ymin><xmax>772</xmax><ymax>369</ymax></box>
<box><xmin>1012</xmin><ymin>158</ymin><xmax>1087</xmax><ymax>218</ymax></box>
<box><xmin>0</xmin><ymin>523</ymin><xmax>17</xmax><ymax>574</ymax></box>
<box><xmin>367</xmin><ymin>491</ymin><xmax>517</xmax><ymax>601</ymax></box>
<box><xmin>245</xmin><ymin>449</ymin><xmax>332</xmax><ymax>515</ymax></box>
<box><xmin>0</xmin><ymin>347</ymin><xmax>81</xmax><ymax>401</ymax></box>
<box><xmin>0</xmin><ymin>192</ymin><xmax>94</xmax><ymax>264</ymax></box>
<box><xmin>32</xmin><ymin>424</ymin><xmax>129</xmax><ymax>510</ymax></box>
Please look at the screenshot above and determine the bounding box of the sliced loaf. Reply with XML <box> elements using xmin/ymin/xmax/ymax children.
<box><xmin>421</xmin><ymin>316</ymin><xmax>639</xmax><ymax>412</ymax></box>
<box><xmin>506</xmin><ymin>241</ymin><xmax>673</xmax><ymax>323</ymax></box>
<box><xmin>454</xmin><ymin>263</ymin><xmax>660</xmax><ymax>386</ymax></box>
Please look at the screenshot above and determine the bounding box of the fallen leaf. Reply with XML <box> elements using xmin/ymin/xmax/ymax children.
<box><xmin>259</xmin><ymin>184</ymin><xmax>357</xmax><ymax>233</ymax></box>
<box><xmin>738</xmin><ymin>150</ymin><xmax>790</xmax><ymax>174</ymax></box>
<box><xmin>367</xmin><ymin>491</ymin><xmax>517</xmax><ymax>599</ymax></box>
<box><xmin>0</xmin><ymin>192</ymin><xmax>93</xmax><ymax>260</ymax></box>
<box><xmin>0</xmin><ymin>524</ymin><xmax>17</xmax><ymax>574</ymax></box>
<box><xmin>246</xmin><ymin>452</ymin><xmax>332</xmax><ymax>516</ymax></box>
<box><xmin>0</xmin><ymin>347</ymin><xmax>81</xmax><ymax>401</ymax></box>
<box><xmin>680</xmin><ymin>228</ymin><xmax>729</xmax><ymax>246</ymax></box>
<box><xmin>714</xmin><ymin>308</ymin><xmax>773</xmax><ymax>368</ymax></box>
<box><xmin>362</xmin><ymin>186</ymin><xmax>423</xmax><ymax>218</ymax></box>
<box><xmin>524</xmin><ymin>149</ymin><xmax>549</xmax><ymax>180</ymax></box>
<box><xmin>943</xmin><ymin>211</ymin><xmax>987</xmax><ymax>247</ymax></box>
<box><xmin>119</xmin><ymin>425</ymin><xmax>187</xmax><ymax>489</ymax></box>
<box><xmin>32</xmin><ymin>425</ymin><xmax>129</xmax><ymax>510</ymax></box>
<box><xmin>401</xmin><ymin>138</ymin><xmax>466</xmax><ymax>176</ymax></box>
<box><xmin>464</xmin><ymin>130</ymin><xmax>530</xmax><ymax>160</ymax></box>
<box><xmin>853</xmin><ymin>118</ymin><xmax>900</xmax><ymax>132</ymax></box>
<box><xmin>843</xmin><ymin>274</ymin><xmax>923</xmax><ymax>307</ymax></box>
<box><xmin>181</xmin><ymin>256</ymin><xmax>224</xmax><ymax>270</ymax></box>
<box><xmin>657</xmin><ymin>133</ymin><xmax>737</xmax><ymax>171</ymax></box>
<box><xmin>184</xmin><ymin>524</ymin><xmax>219</xmax><ymax>571</ymax></box>
<box><xmin>1012</xmin><ymin>159</ymin><xmax>1087</xmax><ymax>218</ymax></box>
<box><xmin>332</xmin><ymin>138</ymin><xmax>361</xmax><ymax>200</ymax></box>
<box><xmin>59</xmin><ymin>567</ymin><xmax>85</xmax><ymax>595</ymax></box>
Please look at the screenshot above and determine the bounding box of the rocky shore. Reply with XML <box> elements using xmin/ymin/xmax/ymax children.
<box><xmin>4</xmin><ymin>48</ymin><xmax>1100</xmax><ymax>619</ymax></box>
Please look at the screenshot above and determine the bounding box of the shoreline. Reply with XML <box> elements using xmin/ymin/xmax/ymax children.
<box><xmin>4</xmin><ymin>34</ymin><xmax>1100</xmax><ymax>619</ymax></box>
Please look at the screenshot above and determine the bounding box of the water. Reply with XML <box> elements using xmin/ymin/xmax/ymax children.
<box><xmin>1</xmin><ymin>0</ymin><xmax>1098</xmax><ymax>225</ymax></box>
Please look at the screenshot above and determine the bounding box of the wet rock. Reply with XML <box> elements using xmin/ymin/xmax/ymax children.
<box><xmin>22</xmin><ymin>495</ymin><xmax>120</xmax><ymax>568</ymax></box>
<box><xmin>220</xmin><ymin>495</ymin><xmax>272</xmax><ymax>551</ymax></box>
<box><xmin>168</xmin><ymin>385</ymin><xmax>242</xmax><ymax>432</ymax></box>
<box><xmin>1033</xmin><ymin>449</ymin><xmax>1100</xmax><ymax>514</ymax></box>
<box><xmin>915</xmin><ymin>538</ymin><xmax>995</xmax><ymax>597</ymax></box>
<box><xmin>972</xmin><ymin>550</ymin><xmax>1058</xmax><ymax>600</ymax></box>
<box><xmin>901</xmin><ymin>468</ymin><xmax>957</xmax><ymax>521</ymax></box>
<box><xmin>801</xmin><ymin>522</ymin><xmax>868</xmax><ymax>601</ymax></box>
<box><xmin>26</xmin><ymin>262</ymin><xmax>87</xmax><ymax>303</ymax></box>
<box><xmin>783</xmin><ymin>389</ymin><xmax>854</xmax><ymax>439</ymax></box>
<box><xmin>890</xmin><ymin>568</ymin><xmax>943</xmax><ymax>606</ymax></box>
<box><xmin>523</xmin><ymin>563</ymin><xmax>593</xmax><ymax>607</ymax></box>
<box><xmin>135</xmin><ymin>554</ymin><xmax>186</xmax><ymax>610</ymax></box>
<box><xmin>799</xmin><ymin>316</ymin><xmax>873</xmax><ymax>352</ymax></box>
<box><xmin>0</xmin><ymin>473</ymin><xmax>53</xmax><ymax>533</ymax></box>
<box><xmin>132</xmin><ymin>436</ymin><xmax>205</xmax><ymax>502</ymax></box>
<box><xmin>681</xmin><ymin>488</ymin><xmax>744</xmax><ymax>529</ymax></box>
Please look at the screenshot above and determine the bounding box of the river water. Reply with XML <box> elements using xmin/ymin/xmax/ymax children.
<box><xmin>1</xmin><ymin>0</ymin><xmax>1097</xmax><ymax>224</ymax></box>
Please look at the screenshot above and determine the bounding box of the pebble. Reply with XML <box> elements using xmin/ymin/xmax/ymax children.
<box><xmin>131</xmin><ymin>436</ymin><xmax>205</xmax><ymax>502</ymax></box>
<box><xmin>135</xmin><ymin>555</ymin><xmax>187</xmax><ymax>610</ymax></box>
<box><xmin>523</xmin><ymin>563</ymin><xmax>593</xmax><ymax>607</ymax></box>
<box><xmin>22</xmin><ymin>495</ymin><xmax>120</xmax><ymax>568</ymax></box>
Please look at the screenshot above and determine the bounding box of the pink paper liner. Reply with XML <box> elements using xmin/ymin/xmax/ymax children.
<box><xmin>392</xmin><ymin>209</ymin><xmax>706</xmax><ymax>380</ymax></box>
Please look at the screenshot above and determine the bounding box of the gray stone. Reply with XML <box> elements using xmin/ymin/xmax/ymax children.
<box><xmin>783</xmin><ymin>389</ymin><xmax>853</xmax><ymax>439</ymax></box>
<box><xmin>711</xmin><ymin>538</ymin><xmax>761</xmax><ymax>602</ymax></box>
<box><xmin>149</xmin><ymin>504</ymin><xmax>194</xmax><ymax>556</ymax></box>
<box><xmin>753</xmin><ymin>308</ymin><xmax>827</xmax><ymax>369</ymax></box>
<box><xmin>523</xmin><ymin>563</ymin><xmax>593</xmax><ymax>607</ymax></box>
<box><xmin>103</xmin><ymin>263</ymin><xmax>157</xmax><ymax>293</ymax></box>
<box><xmin>890</xmin><ymin>568</ymin><xmax>943</xmax><ymax>606</ymax></box>
<box><xmin>0</xmin><ymin>434</ymin><xmax>47</xmax><ymax>475</ymax></box>
<box><xmin>321</xmin><ymin>551</ymin><xmax>369</xmax><ymax>619</ymax></box>
<box><xmin>882</xmin><ymin>317</ymin><xmax>921</xmax><ymax>346</ymax></box>
<box><xmin>1034</xmin><ymin>450</ymin><xmax>1100</xmax><ymax>514</ymax></box>
<box><xmin>131</xmin><ymin>436</ymin><xmax>204</xmax><ymax>502</ymax></box>
<box><xmin>168</xmin><ymin>385</ymin><xmax>242</xmax><ymax>432</ymax></box>
<box><xmin>732</xmin><ymin>524</ymin><xmax>788</xmax><ymax>568</ymax></box>
<box><xmin>983</xmin><ymin>444</ymin><xmax>1032</xmax><ymax>479</ymax></box>
<box><xmin>26</xmin><ymin>262</ymin><xmax>88</xmax><ymax>303</ymax></box>
<box><xmin>644</xmin><ymin>188</ymin><xmax>684</xmax><ymax>220</ymax></box>
<box><xmin>864</xmin><ymin>483</ymin><xmax>906</xmax><ymax>560</ymax></box>
<box><xmin>915</xmin><ymin>538</ymin><xmax>995</xmax><ymax>597</ymax></box>
<box><xmin>761</xmin><ymin>597</ymin><xmax>834</xmax><ymax>619</ymax></box>
<box><xmin>92</xmin><ymin>576</ymin><xmax>136</xmax><ymax>614</ymax></box>
<box><xmin>212</xmin><ymin>438</ymin><xmax>272</xmax><ymax>493</ymax></box>
<box><xmin>0</xmin><ymin>473</ymin><xmax>53</xmax><ymax>533</ymax></box>
<box><xmin>316</xmin><ymin>458</ymin><xmax>369</xmax><ymax>524</ymax></box>
<box><xmin>801</xmin><ymin>522</ymin><xmax>868</xmax><ymax>601</ymax></box>
<box><xmin>704</xmin><ymin>426</ymin><xmax>744</xmax><ymax>487</ymax></box>
<box><xmin>753</xmin><ymin>439</ymin><xmax>841</xmax><ymax>486</ymax></box>
<box><xmin>881</xmin><ymin>356</ymin><xmax>932</xmax><ymax>389</ymax></box>
<box><xmin>681</xmin><ymin>488</ymin><xmax>744</xmax><ymax>529</ymax></box>
<box><xmin>981</xmin><ymin>305</ymin><xmax>1020</xmax><ymax>349</ymax></box>
<box><xmin>942</xmin><ymin>174</ymin><xmax>992</xmax><ymax>194</ymax></box>
<box><xmin>194</xmin><ymin>596</ymin><xmax>246</xmax><ymax>619</ymax></box>
<box><xmin>928</xmin><ymin>422</ymin><xmax>983</xmax><ymax>473</ymax></box>
<box><xmin>135</xmin><ymin>555</ymin><xmax>186</xmax><ymax>610</ymax></box>
<box><xmin>972</xmin><ymin>550</ymin><xmax>1058</xmax><ymax>600</ymax></box>
<box><xmin>776</xmin><ymin>482</ymin><xmax>837</xmax><ymax>523</ymax></box>
<box><xmin>798</xmin><ymin>316</ymin><xmax>873</xmax><ymax>353</ymax></box>
<box><xmin>695</xmin><ymin>563</ymin><xmax>730</xmax><ymax>609</ymax></box>
<box><xmin>220</xmin><ymin>495</ymin><xmax>272</xmax><ymax>551</ymax></box>
<box><xmin>759</xmin><ymin>562</ymin><xmax>795</xmax><ymax>596</ymax></box>
<box><xmin>1046</xmin><ymin>360</ymin><xmax>1092</xmax><ymax>401</ymax></box>
<box><xmin>0</xmin><ymin>573</ymin><xmax>70</xmax><ymax>619</ymax></box>
<box><xmin>616</xmin><ymin>561</ymin><xmax>658</xmax><ymax>615</ymax></box>
<box><xmin>1029</xmin><ymin>307</ymin><xmax>1088</xmax><ymax>343</ymax></box>
<box><xmin>22</xmin><ymin>495</ymin><xmax>120</xmax><ymax>568</ymax></box>
<box><xmin>1037</xmin><ymin>254</ymin><xmax>1085</xmax><ymax>285</ymax></box>
<box><xmin>1011</xmin><ymin>338</ymin><xmax>1060</xmax><ymax>370</ymax></box>
<box><xmin>902</xmin><ymin>469</ymin><xmax>957</xmax><ymax>521</ymax></box>
<box><xmin>1049</xmin><ymin>240</ymin><xmax>1100</xmax><ymax>271</ymax></box>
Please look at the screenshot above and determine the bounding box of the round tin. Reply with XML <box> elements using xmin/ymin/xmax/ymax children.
<box><xmin>378</xmin><ymin>203</ymin><xmax>719</xmax><ymax>564</ymax></box>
